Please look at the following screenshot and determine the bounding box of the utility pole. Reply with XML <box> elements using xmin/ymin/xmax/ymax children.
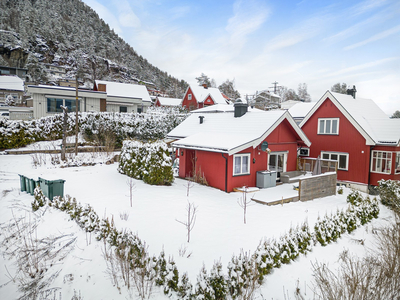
<box><xmin>61</xmin><ymin>106</ymin><xmax>68</xmax><ymax>161</ymax></box>
<box><xmin>75</xmin><ymin>76</ymin><xmax>79</xmax><ymax>156</ymax></box>
<box><xmin>269</xmin><ymin>81</ymin><xmax>281</xmax><ymax>94</ymax></box>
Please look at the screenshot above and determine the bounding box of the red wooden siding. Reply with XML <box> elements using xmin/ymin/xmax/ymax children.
<box><xmin>204</xmin><ymin>96</ymin><xmax>215</xmax><ymax>106</ymax></box>
<box><xmin>181</xmin><ymin>87</ymin><xmax>198</xmax><ymax>110</ymax></box>
<box><xmin>301</xmin><ymin>97</ymin><xmax>371</xmax><ymax>185</ymax></box>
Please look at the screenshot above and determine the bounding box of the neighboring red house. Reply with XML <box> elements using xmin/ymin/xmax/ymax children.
<box><xmin>154</xmin><ymin>96</ymin><xmax>182</xmax><ymax>107</ymax></box>
<box><xmin>167</xmin><ymin>102</ymin><xmax>311</xmax><ymax>192</ymax></box>
<box><xmin>181</xmin><ymin>84</ymin><xmax>230</xmax><ymax>110</ymax></box>
<box><xmin>300</xmin><ymin>90</ymin><xmax>400</xmax><ymax>193</ymax></box>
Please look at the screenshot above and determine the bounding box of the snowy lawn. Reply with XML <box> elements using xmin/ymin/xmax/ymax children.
<box><xmin>0</xmin><ymin>152</ymin><xmax>395</xmax><ymax>299</ymax></box>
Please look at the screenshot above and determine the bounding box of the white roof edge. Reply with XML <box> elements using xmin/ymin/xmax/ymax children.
<box><xmin>299</xmin><ymin>90</ymin><xmax>376</xmax><ymax>146</ymax></box>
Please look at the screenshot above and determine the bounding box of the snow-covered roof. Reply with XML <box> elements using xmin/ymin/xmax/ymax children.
<box><xmin>0</xmin><ymin>75</ymin><xmax>24</xmax><ymax>92</ymax></box>
<box><xmin>192</xmin><ymin>104</ymin><xmax>265</xmax><ymax>114</ymax></box>
<box><xmin>157</xmin><ymin>97</ymin><xmax>182</xmax><ymax>106</ymax></box>
<box><xmin>287</xmin><ymin>102</ymin><xmax>317</xmax><ymax>118</ymax></box>
<box><xmin>95</xmin><ymin>80</ymin><xmax>151</xmax><ymax>102</ymax></box>
<box><xmin>300</xmin><ymin>91</ymin><xmax>400</xmax><ymax>146</ymax></box>
<box><xmin>168</xmin><ymin>109</ymin><xmax>310</xmax><ymax>155</ymax></box>
<box><xmin>189</xmin><ymin>85</ymin><xmax>228</xmax><ymax>105</ymax></box>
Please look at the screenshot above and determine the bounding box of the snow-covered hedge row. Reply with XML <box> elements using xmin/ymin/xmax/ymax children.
<box><xmin>31</xmin><ymin>188</ymin><xmax>380</xmax><ymax>300</ymax></box>
<box><xmin>82</xmin><ymin>107</ymin><xmax>187</xmax><ymax>147</ymax></box>
<box><xmin>0</xmin><ymin>114</ymin><xmax>76</xmax><ymax>149</ymax></box>
<box><xmin>0</xmin><ymin>107</ymin><xmax>188</xmax><ymax>149</ymax></box>
<box><xmin>118</xmin><ymin>139</ymin><xmax>174</xmax><ymax>186</ymax></box>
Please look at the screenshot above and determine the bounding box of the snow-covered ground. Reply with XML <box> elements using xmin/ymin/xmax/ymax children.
<box><xmin>0</xmin><ymin>149</ymin><xmax>395</xmax><ymax>299</ymax></box>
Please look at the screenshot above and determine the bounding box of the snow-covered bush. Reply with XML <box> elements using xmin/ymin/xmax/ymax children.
<box><xmin>378</xmin><ymin>179</ymin><xmax>400</xmax><ymax>212</ymax></box>
<box><xmin>195</xmin><ymin>262</ymin><xmax>227</xmax><ymax>300</ymax></box>
<box><xmin>118</xmin><ymin>139</ymin><xmax>174</xmax><ymax>186</ymax></box>
<box><xmin>227</xmin><ymin>251</ymin><xmax>260</xmax><ymax>300</ymax></box>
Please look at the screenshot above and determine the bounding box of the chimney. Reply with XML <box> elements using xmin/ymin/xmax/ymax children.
<box><xmin>199</xmin><ymin>115</ymin><xmax>205</xmax><ymax>124</ymax></box>
<box><xmin>346</xmin><ymin>85</ymin><xmax>357</xmax><ymax>99</ymax></box>
<box><xmin>97</xmin><ymin>83</ymin><xmax>107</xmax><ymax>92</ymax></box>
<box><xmin>202</xmin><ymin>83</ymin><xmax>208</xmax><ymax>89</ymax></box>
<box><xmin>234</xmin><ymin>99</ymin><xmax>248</xmax><ymax>117</ymax></box>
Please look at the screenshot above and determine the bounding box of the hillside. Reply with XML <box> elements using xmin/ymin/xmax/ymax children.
<box><xmin>0</xmin><ymin>0</ymin><xmax>187</xmax><ymax>97</ymax></box>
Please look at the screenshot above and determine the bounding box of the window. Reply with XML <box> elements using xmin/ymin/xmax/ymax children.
<box><xmin>233</xmin><ymin>153</ymin><xmax>250</xmax><ymax>176</ymax></box>
<box><xmin>119</xmin><ymin>106</ymin><xmax>127</xmax><ymax>113</ymax></box>
<box><xmin>188</xmin><ymin>94</ymin><xmax>192</xmax><ymax>100</ymax></box>
<box><xmin>318</xmin><ymin>118</ymin><xmax>339</xmax><ymax>135</ymax></box>
<box><xmin>47</xmin><ymin>98</ymin><xmax>80</xmax><ymax>113</ymax></box>
<box><xmin>371</xmin><ymin>151</ymin><xmax>392</xmax><ymax>174</ymax></box>
<box><xmin>395</xmin><ymin>153</ymin><xmax>400</xmax><ymax>174</ymax></box>
<box><xmin>321</xmin><ymin>151</ymin><xmax>349</xmax><ymax>170</ymax></box>
<box><xmin>269</xmin><ymin>152</ymin><xmax>287</xmax><ymax>173</ymax></box>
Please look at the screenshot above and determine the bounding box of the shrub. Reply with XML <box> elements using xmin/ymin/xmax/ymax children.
<box><xmin>119</xmin><ymin>140</ymin><xmax>174</xmax><ymax>185</ymax></box>
<box><xmin>378</xmin><ymin>179</ymin><xmax>400</xmax><ymax>212</ymax></box>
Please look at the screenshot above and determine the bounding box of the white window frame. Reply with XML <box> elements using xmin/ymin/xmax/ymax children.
<box><xmin>371</xmin><ymin>150</ymin><xmax>392</xmax><ymax>174</ymax></box>
<box><xmin>395</xmin><ymin>152</ymin><xmax>400</xmax><ymax>175</ymax></box>
<box><xmin>318</xmin><ymin>118</ymin><xmax>339</xmax><ymax>135</ymax></box>
<box><xmin>321</xmin><ymin>151</ymin><xmax>349</xmax><ymax>170</ymax></box>
<box><xmin>188</xmin><ymin>94</ymin><xmax>192</xmax><ymax>100</ymax></box>
<box><xmin>233</xmin><ymin>153</ymin><xmax>250</xmax><ymax>176</ymax></box>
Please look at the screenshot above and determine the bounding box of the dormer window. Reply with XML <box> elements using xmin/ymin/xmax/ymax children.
<box><xmin>318</xmin><ymin>118</ymin><xmax>339</xmax><ymax>135</ymax></box>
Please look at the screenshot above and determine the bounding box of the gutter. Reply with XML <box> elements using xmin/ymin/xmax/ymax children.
<box><xmin>222</xmin><ymin>153</ymin><xmax>228</xmax><ymax>193</ymax></box>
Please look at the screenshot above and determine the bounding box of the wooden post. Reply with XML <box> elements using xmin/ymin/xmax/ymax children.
<box><xmin>75</xmin><ymin>76</ymin><xmax>79</xmax><ymax>156</ymax></box>
<box><xmin>61</xmin><ymin>106</ymin><xmax>68</xmax><ymax>161</ymax></box>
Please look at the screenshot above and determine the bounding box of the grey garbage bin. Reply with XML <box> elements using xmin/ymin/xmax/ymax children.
<box><xmin>256</xmin><ymin>170</ymin><xmax>277</xmax><ymax>188</ymax></box>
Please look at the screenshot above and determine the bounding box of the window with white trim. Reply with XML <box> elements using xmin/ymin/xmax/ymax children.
<box><xmin>371</xmin><ymin>151</ymin><xmax>392</xmax><ymax>174</ymax></box>
<box><xmin>188</xmin><ymin>94</ymin><xmax>192</xmax><ymax>100</ymax></box>
<box><xmin>321</xmin><ymin>151</ymin><xmax>349</xmax><ymax>170</ymax></box>
<box><xmin>395</xmin><ymin>152</ymin><xmax>400</xmax><ymax>175</ymax></box>
<box><xmin>318</xmin><ymin>118</ymin><xmax>339</xmax><ymax>135</ymax></box>
<box><xmin>47</xmin><ymin>97</ymin><xmax>80</xmax><ymax>113</ymax></box>
<box><xmin>233</xmin><ymin>153</ymin><xmax>250</xmax><ymax>176</ymax></box>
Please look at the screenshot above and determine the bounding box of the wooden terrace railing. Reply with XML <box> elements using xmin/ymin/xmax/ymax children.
<box><xmin>297</xmin><ymin>157</ymin><xmax>338</xmax><ymax>173</ymax></box>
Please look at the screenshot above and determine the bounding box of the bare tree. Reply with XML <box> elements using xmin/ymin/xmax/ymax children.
<box><xmin>176</xmin><ymin>201</ymin><xmax>198</xmax><ymax>243</ymax></box>
<box><xmin>127</xmin><ymin>178</ymin><xmax>135</xmax><ymax>207</ymax></box>
<box><xmin>237</xmin><ymin>187</ymin><xmax>253</xmax><ymax>224</ymax></box>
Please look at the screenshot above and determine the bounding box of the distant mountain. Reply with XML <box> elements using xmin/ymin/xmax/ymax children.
<box><xmin>0</xmin><ymin>0</ymin><xmax>187</xmax><ymax>97</ymax></box>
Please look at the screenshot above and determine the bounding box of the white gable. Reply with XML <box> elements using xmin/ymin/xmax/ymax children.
<box><xmin>95</xmin><ymin>80</ymin><xmax>151</xmax><ymax>102</ymax></box>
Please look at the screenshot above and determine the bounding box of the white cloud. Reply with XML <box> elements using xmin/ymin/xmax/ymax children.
<box><xmin>225</xmin><ymin>0</ymin><xmax>270</xmax><ymax>49</ymax></box>
<box><xmin>344</xmin><ymin>24</ymin><xmax>400</xmax><ymax>50</ymax></box>
<box><xmin>112</xmin><ymin>0</ymin><xmax>141</xmax><ymax>28</ymax></box>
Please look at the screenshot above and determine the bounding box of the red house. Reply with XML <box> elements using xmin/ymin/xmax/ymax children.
<box><xmin>300</xmin><ymin>90</ymin><xmax>400</xmax><ymax>193</ymax></box>
<box><xmin>167</xmin><ymin>102</ymin><xmax>311</xmax><ymax>192</ymax></box>
<box><xmin>181</xmin><ymin>84</ymin><xmax>230</xmax><ymax>111</ymax></box>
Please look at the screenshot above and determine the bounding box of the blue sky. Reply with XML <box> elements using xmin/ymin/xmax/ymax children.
<box><xmin>82</xmin><ymin>0</ymin><xmax>400</xmax><ymax>114</ymax></box>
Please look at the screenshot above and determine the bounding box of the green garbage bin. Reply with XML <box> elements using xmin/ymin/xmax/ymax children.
<box><xmin>25</xmin><ymin>177</ymin><xmax>32</xmax><ymax>194</ymax></box>
<box><xmin>28</xmin><ymin>178</ymin><xmax>39</xmax><ymax>196</ymax></box>
<box><xmin>19</xmin><ymin>174</ymin><xmax>26</xmax><ymax>192</ymax></box>
<box><xmin>38</xmin><ymin>177</ymin><xmax>66</xmax><ymax>200</ymax></box>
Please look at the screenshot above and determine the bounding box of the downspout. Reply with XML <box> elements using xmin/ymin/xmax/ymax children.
<box><xmin>368</xmin><ymin>145</ymin><xmax>375</xmax><ymax>194</ymax></box>
<box><xmin>222</xmin><ymin>153</ymin><xmax>228</xmax><ymax>193</ymax></box>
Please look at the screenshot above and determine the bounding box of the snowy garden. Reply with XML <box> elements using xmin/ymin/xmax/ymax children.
<box><xmin>0</xmin><ymin>109</ymin><xmax>399</xmax><ymax>300</ymax></box>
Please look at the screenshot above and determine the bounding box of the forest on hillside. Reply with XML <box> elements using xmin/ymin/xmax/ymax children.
<box><xmin>0</xmin><ymin>0</ymin><xmax>187</xmax><ymax>97</ymax></box>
